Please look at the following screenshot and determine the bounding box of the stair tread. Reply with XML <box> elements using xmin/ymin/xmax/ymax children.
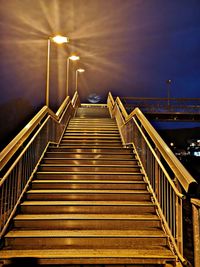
<box><xmin>14</xmin><ymin>214</ymin><xmax>159</xmax><ymax>220</ymax></box>
<box><xmin>46</xmin><ymin>153</ymin><xmax>134</xmax><ymax>155</ymax></box>
<box><xmin>49</xmin><ymin>146</ymin><xmax>131</xmax><ymax>150</ymax></box>
<box><xmin>43</xmin><ymin>158</ymin><xmax>137</xmax><ymax>161</ymax></box>
<box><xmin>27</xmin><ymin>189</ymin><xmax>148</xmax><ymax>194</ymax></box>
<box><xmin>21</xmin><ymin>200</ymin><xmax>154</xmax><ymax>206</ymax></box>
<box><xmin>40</xmin><ymin>164</ymin><xmax>139</xmax><ymax>167</ymax></box>
<box><xmin>0</xmin><ymin>248</ymin><xmax>175</xmax><ymax>259</ymax></box>
<box><xmin>36</xmin><ymin>171</ymin><xmax>143</xmax><ymax>175</ymax></box>
<box><xmin>6</xmin><ymin>229</ymin><xmax>166</xmax><ymax>238</ymax></box>
<box><xmin>32</xmin><ymin>180</ymin><xmax>145</xmax><ymax>184</ymax></box>
<box><xmin>64</xmin><ymin>134</ymin><xmax>120</xmax><ymax>136</ymax></box>
<box><xmin>55</xmin><ymin>147</ymin><xmax>126</xmax><ymax>150</ymax></box>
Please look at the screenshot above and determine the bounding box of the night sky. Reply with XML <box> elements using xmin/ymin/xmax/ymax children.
<box><xmin>1</xmin><ymin>0</ymin><xmax>200</xmax><ymax>147</ymax></box>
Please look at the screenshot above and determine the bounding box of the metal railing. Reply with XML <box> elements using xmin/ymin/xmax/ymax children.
<box><xmin>0</xmin><ymin>92</ymin><xmax>80</xmax><ymax>239</ymax></box>
<box><xmin>107</xmin><ymin>92</ymin><xmax>197</xmax><ymax>264</ymax></box>
<box><xmin>121</xmin><ymin>97</ymin><xmax>200</xmax><ymax>114</ymax></box>
<box><xmin>191</xmin><ymin>199</ymin><xmax>200</xmax><ymax>267</ymax></box>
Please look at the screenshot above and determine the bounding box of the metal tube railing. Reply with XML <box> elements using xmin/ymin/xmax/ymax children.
<box><xmin>107</xmin><ymin>92</ymin><xmax>197</xmax><ymax>264</ymax></box>
<box><xmin>191</xmin><ymin>199</ymin><xmax>200</xmax><ymax>267</ymax></box>
<box><xmin>0</xmin><ymin>93</ymin><xmax>80</xmax><ymax>239</ymax></box>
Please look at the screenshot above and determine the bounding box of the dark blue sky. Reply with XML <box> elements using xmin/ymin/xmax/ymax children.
<box><xmin>0</xmin><ymin>0</ymin><xmax>200</xmax><ymax>145</ymax></box>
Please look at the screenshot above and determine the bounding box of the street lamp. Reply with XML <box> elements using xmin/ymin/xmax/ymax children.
<box><xmin>166</xmin><ymin>79</ymin><xmax>172</xmax><ymax>107</ymax></box>
<box><xmin>66</xmin><ymin>55</ymin><xmax>80</xmax><ymax>97</ymax></box>
<box><xmin>75</xmin><ymin>68</ymin><xmax>85</xmax><ymax>92</ymax></box>
<box><xmin>46</xmin><ymin>35</ymin><xmax>69</xmax><ymax>106</ymax></box>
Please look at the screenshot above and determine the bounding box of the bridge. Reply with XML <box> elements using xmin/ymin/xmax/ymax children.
<box><xmin>0</xmin><ymin>92</ymin><xmax>200</xmax><ymax>267</ymax></box>
<box><xmin>121</xmin><ymin>97</ymin><xmax>200</xmax><ymax>121</ymax></box>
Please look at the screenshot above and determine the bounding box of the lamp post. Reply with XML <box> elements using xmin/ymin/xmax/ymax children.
<box><xmin>46</xmin><ymin>35</ymin><xmax>69</xmax><ymax>106</ymax></box>
<box><xmin>166</xmin><ymin>79</ymin><xmax>172</xmax><ymax>107</ymax></box>
<box><xmin>66</xmin><ymin>55</ymin><xmax>80</xmax><ymax>97</ymax></box>
<box><xmin>75</xmin><ymin>68</ymin><xmax>85</xmax><ymax>92</ymax></box>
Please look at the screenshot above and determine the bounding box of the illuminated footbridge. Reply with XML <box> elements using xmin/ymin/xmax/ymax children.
<box><xmin>0</xmin><ymin>92</ymin><xmax>199</xmax><ymax>267</ymax></box>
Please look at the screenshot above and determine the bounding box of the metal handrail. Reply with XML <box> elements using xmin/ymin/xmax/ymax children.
<box><xmin>56</xmin><ymin>96</ymin><xmax>70</xmax><ymax>118</ymax></box>
<box><xmin>0</xmin><ymin>97</ymin><xmax>72</xmax><ymax>172</ymax></box>
<box><xmin>0</xmin><ymin>106</ymin><xmax>49</xmax><ymax>172</ymax></box>
<box><xmin>115</xmin><ymin>96</ymin><xmax>197</xmax><ymax>193</ymax></box>
<box><xmin>191</xmin><ymin>199</ymin><xmax>200</xmax><ymax>267</ymax></box>
<box><xmin>0</xmin><ymin>92</ymin><xmax>80</xmax><ymax>238</ymax></box>
<box><xmin>107</xmin><ymin>92</ymin><xmax>198</xmax><ymax>264</ymax></box>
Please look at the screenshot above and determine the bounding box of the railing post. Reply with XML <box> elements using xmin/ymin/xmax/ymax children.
<box><xmin>176</xmin><ymin>196</ymin><xmax>183</xmax><ymax>254</ymax></box>
<box><xmin>154</xmin><ymin>148</ymin><xmax>160</xmax><ymax>199</ymax></box>
<box><xmin>191</xmin><ymin>199</ymin><xmax>200</xmax><ymax>267</ymax></box>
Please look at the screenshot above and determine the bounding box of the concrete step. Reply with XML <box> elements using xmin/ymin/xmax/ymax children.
<box><xmin>42</xmin><ymin>158</ymin><xmax>139</xmax><ymax>165</ymax></box>
<box><xmin>44</xmin><ymin>152</ymin><xmax>135</xmax><ymax>159</ymax></box>
<box><xmin>60</xmin><ymin>141</ymin><xmax>123</xmax><ymax>146</ymax></box>
<box><xmin>20</xmin><ymin>200</ymin><xmax>156</xmax><ymax>214</ymax></box>
<box><xmin>62</xmin><ymin>136</ymin><xmax>121</xmax><ymax>140</ymax></box>
<box><xmin>35</xmin><ymin>172</ymin><xmax>144</xmax><ymax>181</ymax></box>
<box><xmin>0</xmin><ymin>248</ymin><xmax>176</xmax><ymax>265</ymax></box>
<box><xmin>38</xmin><ymin>164</ymin><xmax>141</xmax><ymax>172</ymax></box>
<box><xmin>5</xmin><ymin>229</ymin><xmax>167</xmax><ymax>249</ymax></box>
<box><xmin>48</xmin><ymin>148</ymin><xmax>134</xmax><ymax>155</ymax></box>
<box><xmin>31</xmin><ymin>180</ymin><xmax>147</xmax><ymax>190</ymax></box>
<box><xmin>64</xmin><ymin>133</ymin><xmax>120</xmax><ymax>136</ymax></box>
<box><xmin>59</xmin><ymin>143</ymin><xmax>123</xmax><ymax>148</ymax></box>
<box><xmin>65</xmin><ymin>129</ymin><xmax>120</xmax><ymax>134</ymax></box>
<box><xmin>59</xmin><ymin>143</ymin><xmax>123</xmax><ymax>147</ymax></box>
<box><xmin>67</xmin><ymin>125</ymin><xmax>118</xmax><ymax>129</ymax></box>
<box><xmin>13</xmin><ymin>214</ymin><xmax>160</xmax><ymax>230</ymax></box>
<box><xmin>26</xmin><ymin>189</ymin><xmax>150</xmax><ymax>201</ymax></box>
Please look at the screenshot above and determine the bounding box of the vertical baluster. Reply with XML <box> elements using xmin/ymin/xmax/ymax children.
<box><xmin>176</xmin><ymin>196</ymin><xmax>183</xmax><ymax>253</ymax></box>
<box><xmin>191</xmin><ymin>200</ymin><xmax>200</xmax><ymax>267</ymax></box>
<box><xmin>172</xmin><ymin>190</ymin><xmax>176</xmax><ymax>237</ymax></box>
<box><xmin>155</xmin><ymin>149</ymin><xmax>160</xmax><ymax>199</ymax></box>
<box><xmin>4</xmin><ymin>180</ymin><xmax>8</xmax><ymax>226</ymax></box>
<box><xmin>166</xmin><ymin>180</ymin><xmax>169</xmax><ymax>227</ymax></box>
<box><xmin>169</xmin><ymin>185</ymin><xmax>174</xmax><ymax>232</ymax></box>
<box><xmin>0</xmin><ymin>185</ymin><xmax>3</xmax><ymax>231</ymax></box>
<box><xmin>10</xmin><ymin>170</ymin><xmax>15</xmax><ymax>214</ymax></box>
<box><xmin>7</xmin><ymin>175</ymin><xmax>11</xmax><ymax>219</ymax></box>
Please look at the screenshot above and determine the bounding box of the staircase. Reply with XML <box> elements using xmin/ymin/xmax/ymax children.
<box><xmin>0</xmin><ymin>107</ymin><xmax>176</xmax><ymax>266</ymax></box>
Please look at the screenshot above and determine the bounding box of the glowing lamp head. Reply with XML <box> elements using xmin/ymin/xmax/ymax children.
<box><xmin>69</xmin><ymin>55</ymin><xmax>80</xmax><ymax>61</ymax></box>
<box><xmin>51</xmin><ymin>35</ymin><xmax>69</xmax><ymax>44</ymax></box>
<box><xmin>77</xmin><ymin>68</ymin><xmax>85</xmax><ymax>73</ymax></box>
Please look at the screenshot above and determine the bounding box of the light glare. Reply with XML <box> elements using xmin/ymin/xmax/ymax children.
<box><xmin>69</xmin><ymin>55</ymin><xmax>80</xmax><ymax>61</ymax></box>
<box><xmin>77</xmin><ymin>68</ymin><xmax>85</xmax><ymax>73</ymax></box>
<box><xmin>52</xmin><ymin>35</ymin><xmax>69</xmax><ymax>44</ymax></box>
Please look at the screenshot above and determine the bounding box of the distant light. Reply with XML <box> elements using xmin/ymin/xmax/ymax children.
<box><xmin>191</xmin><ymin>143</ymin><xmax>195</xmax><ymax>147</ymax></box>
<box><xmin>166</xmin><ymin>79</ymin><xmax>172</xmax><ymax>84</ymax></box>
<box><xmin>170</xmin><ymin>142</ymin><xmax>174</xmax><ymax>147</ymax></box>
<box><xmin>88</xmin><ymin>93</ymin><xmax>101</xmax><ymax>103</ymax></box>
<box><xmin>52</xmin><ymin>35</ymin><xmax>69</xmax><ymax>44</ymax></box>
<box><xmin>69</xmin><ymin>55</ymin><xmax>80</xmax><ymax>61</ymax></box>
<box><xmin>77</xmin><ymin>68</ymin><xmax>85</xmax><ymax>73</ymax></box>
<box><xmin>194</xmin><ymin>151</ymin><xmax>200</xmax><ymax>157</ymax></box>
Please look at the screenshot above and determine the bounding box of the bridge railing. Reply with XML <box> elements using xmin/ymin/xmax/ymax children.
<box><xmin>121</xmin><ymin>97</ymin><xmax>200</xmax><ymax>114</ymax></box>
<box><xmin>108</xmin><ymin>92</ymin><xmax>197</xmax><ymax>264</ymax></box>
<box><xmin>0</xmin><ymin>91</ymin><xmax>80</xmax><ymax>239</ymax></box>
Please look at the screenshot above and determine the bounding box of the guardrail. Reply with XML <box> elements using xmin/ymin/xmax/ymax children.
<box><xmin>191</xmin><ymin>199</ymin><xmax>200</xmax><ymax>267</ymax></box>
<box><xmin>121</xmin><ymin>97</ymin><xmax>200</xmax><ymax>114</ymax></box>
<box><xmin>107</xmin><ymin>92</ymin><xmax>197</xmax><ymax>264</ymax></box>
<box><xmin>0</xmin><ymin>92</ymin><xmax>80</xmax><ymax>239</ymax></box>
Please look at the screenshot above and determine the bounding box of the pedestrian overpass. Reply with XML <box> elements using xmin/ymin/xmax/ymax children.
<box><xmin>0</xmin><ymin>92</ymin><xmax>199</xmax><ymax>267</ymax></box>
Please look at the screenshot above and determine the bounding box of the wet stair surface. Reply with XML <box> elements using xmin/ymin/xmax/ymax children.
<box><xmin>0</xmin><ymin>107</ymin><xmax>176</xmax><ymax>266</ymax></box>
